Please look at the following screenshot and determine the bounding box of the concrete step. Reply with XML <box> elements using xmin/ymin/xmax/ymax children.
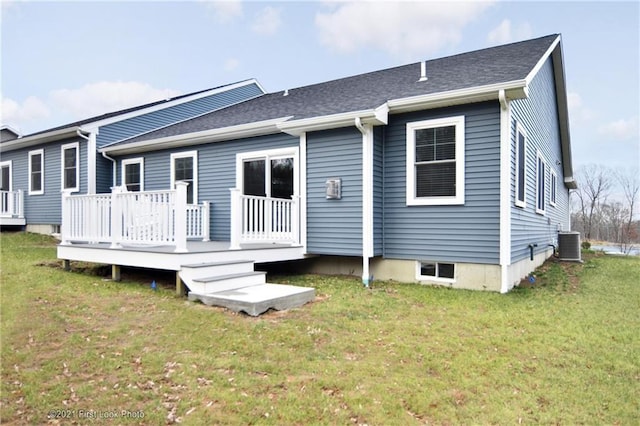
<box><xmin>188</xmin><ymin>283</ymin><xmax>316</xmax><ymax>316</ymax></box>
<box><xmin>191</xmin><ymin>271</ymin><xmax>266</xmax><ymax>293</ymax></box>
<box><xmin>179</xmin><ymin>260</ymin><xmax>256</xmax><ymax>293</ymax></box>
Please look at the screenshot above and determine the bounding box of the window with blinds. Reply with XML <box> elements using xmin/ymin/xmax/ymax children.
<box><xmin>406</xmin><ymin>116</ymin><xmax>465</xmax><ymax>206</ymax></box>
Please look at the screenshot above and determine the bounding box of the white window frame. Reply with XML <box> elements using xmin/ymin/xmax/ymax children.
<box><xmin>122</xmin><ymin>158</ymin><xmax>144</xmax><ymax>192</ymax></box>
<box><xmin>0</xmin><ymin>160</ymin><xmax>12</xmax><ymax>191</ymax></box>
<box><xmin>170</xmin><ymin>151</ymin><xmax>198</xmax><ymax>204</ymax></box>
<box><xmin>550</xmin><ymin>169</ymin><xmax>557</xmax><ymax>207</ymax></box>
<box><xmin>61</xmin><ymin>142</ymin><xmax>80</xmax><ymax>192</ymax></box>
<box><xmin>28</xmin><ymin>149</ymin><xmax>45</xmax><ymax>195</ymax></box>
<box><xmin>416</xmin><ymin>261</ymin><xmax>456</xmax><ymax>284</ymax></box>
<box><xmin>515</xmin><ymin>123</ymin><xmax>527</xmax><ymax>208</ymax></box>
<box><xmin>406</xmin><ymin>116</ymin><xmax>465</xmax><ymax>206</ymax></box>
<box><xmin>235</xmin><ymin>146</ymin><xmax>300</xmax><ymax>198</ymax></box>
<box><xmin>536</xmin><ymin>150</ymin><xmax>546</xmax><ymax>215</ymax></box>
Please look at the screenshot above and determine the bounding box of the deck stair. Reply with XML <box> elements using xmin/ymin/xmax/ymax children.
<box><xmin>180</xmin><ymin>260</ymin><xmax>315</xmax><ymax>316</ymax></box>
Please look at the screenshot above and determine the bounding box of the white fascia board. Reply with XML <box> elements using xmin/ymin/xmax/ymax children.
<box><xmin>100</xmin><ymin>116</ymin><xmax>293</xmax><ymax>156</ymax></box>
<box><xmin>0</xmin><ymin>127</ymin><xmax>82</xmax><ymax>152</ymax></box>
<box><xmin>81</xmin><ymin>79</ymin><xmax>264</xmax><ymax>132</ymax></box>
<box><xmin>388</xmin><ymin>81</ymin><xmax>528</xmax><ymax>114</ymax></box>
<box><xmin>278</xmin><ymin>107</ymin><xmax>389</xmax><ymax>136</ymax></box>
<box><xmin>524</xmin><ymin>35</ymin><xmax>561</xmax><ymax>86</ymax></box>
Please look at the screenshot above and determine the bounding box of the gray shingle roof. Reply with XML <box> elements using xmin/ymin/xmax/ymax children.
<box><xmin>111</xmin><ymin>34</ymin><xmax>559</xmax><ymax>147</ymax></box>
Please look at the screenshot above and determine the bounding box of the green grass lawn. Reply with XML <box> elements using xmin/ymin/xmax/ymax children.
<box><xmin>1</xmin><ymin>232</ymin><xmax>638</xmax><ymax>424</ymax></box>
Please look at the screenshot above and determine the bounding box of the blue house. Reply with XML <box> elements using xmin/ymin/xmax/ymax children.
<box><xmin>56</xmin><ymin>34</ymin><xmax>576</xmax><ymax>295</ymax></box>
<box><xmin>0</xmin><ymin>80</ymin><xmax>265</xmax><ymax>231</ymax></box>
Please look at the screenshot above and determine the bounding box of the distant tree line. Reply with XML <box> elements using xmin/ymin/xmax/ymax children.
<box><xmin>571</xmin><ymin>164</ymin><xmax>639</xmax><ymax>253</ymax></box>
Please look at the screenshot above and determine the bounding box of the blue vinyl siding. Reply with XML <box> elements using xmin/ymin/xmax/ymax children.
<box><xmin>307</xmin><ymin>128</ymin><xmax>363</xmax><ymax>256</ymax></box>
<box><xmin>510</xmin><ymin>57</ymin><xmax>570</xmax><ymax>263</ymax></box>
<box><xmin>383</xmin><ymin>102</ymin><xmax>501</xmax><ymax>264</ymax></box>
<box><xmin>2</xmin><ymin>137</ymin><xmax>87</xmax><ymax>224</ymax></box>
<box><xmin>96</xmin><ymin>83</ymin><xmax>264</xmax><ymax>148</ymax></box>
<box><xmin>116</xmin><ymin>133</ymin><xmax>298</xmax><ymax>241</ymax></box>
<box><xmin>373</xmin><ymin>127</ymin><xmax>384</xmax><ymax>256</ymax></box>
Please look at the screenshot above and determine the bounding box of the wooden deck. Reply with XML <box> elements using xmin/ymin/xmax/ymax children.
<box><xmin>57</xmin><ymin>241</ymin><xmax>314</xmax><ymax>316</ymax></box>
<box><xmin>57</xmin><ymin>240</ymin><xmax>306</xmax><ymax>271</ymax></box>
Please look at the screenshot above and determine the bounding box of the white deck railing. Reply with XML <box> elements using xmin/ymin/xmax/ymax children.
<box><xmin>0</xmin><ymin>190</ymin><xmax>24</xmax><ymax>218</ymax></box>
<box><xmin>61</xmin><ymin>182</ymin><xmax>210</xmax><ymax>252</ymax></box>
<box><xmin>229</xmin><ymin>188</ymin><xmax>299</xmax><ymax>249</ymax></box>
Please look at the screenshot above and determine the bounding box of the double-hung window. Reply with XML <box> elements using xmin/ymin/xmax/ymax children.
<box><xmin>515</xmin><ymin>125</ymin><xmax>527</xmax><ymax>207</ymax></box>
<box><xmin>122</xmin><ymin>158</ymin><xmax>144</xmax><ymax>192</ymax></box>
<box><xmin>61</xmin><ymin>143</ymin><xmax>79</xmax><ymax>192</ymax></box>
<box><xmin>29</xmin><ymin>149</ymin><xmax>44</xmax><ymax>195</ymax></box>
<box><xmin>406</xmin><ymin>116</ymin><xmax>465</xmax><ymax>205</ymax></box>
<box><xmin>536</xmin><ymin>151</ymin><xmax>546</xmax><ymax>215</ymax></box>
<box><xmin>171</xmin><ymin>151</ymin><xmax>197</xmax><ymax>204</ymax></box>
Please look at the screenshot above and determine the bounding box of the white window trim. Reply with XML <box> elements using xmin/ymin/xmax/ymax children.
<box><xmin>122</xmin><ymin>157</ymin><xmax>144</xmax><ymax>191</ymax></box>
<box><xmin>61</xmin><ymin>142</ymin><xmax>80</xmax><ymax>193</ymax></box>
<box><xmin>235</xmin><ymin>146</ymin><xmax>300</xmax><ymax>198</ymax></box>
<box><xmin>28</xmin><ymin>149</ymin><xmax>44</xmax><ymax>195</ymax></box>
<box><xmin>550</xmin><ymin>169</ymin><xmax>557</xmax><ymax>207</ymax></box>
<box><xmin>536</xmin><ymin>150</ymin><xmax>546</xmax><ymax>215</ymax></box>
<box><xmin>515</xmin><ymin>123</ymin><xmax>527</xmax><ymax>208</ymax></box>
<box><xmin>0</xmin><ymin>160</ymin><xmax>12</xmax><ymax>191</ymax></box>
<box><xmin>416</xmin><ymin>261</ymin><xmax>456</xmax><ymax>284</ymax></box>
<box><xmin>406</xmin><ymin>115</ymin><xmax>465</xmax><ymax>206</ymax></box>
<box><xmin>170</xmin><ymin>151</ymin><xmax>198</xmax><ymax>203</ymax></box>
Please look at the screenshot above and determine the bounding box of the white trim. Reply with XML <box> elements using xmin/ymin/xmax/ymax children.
<box><xmin>416</xmin><ymin>261</ymin><xmax>456</xmax><ymax>284</ymax></box>
<box><xmin>122</xmin><ymin>157</ymin><xmax>145</xmax><ymax>191</ymax></box>
<box><xmin>170</xmin><ymin>150</ymin><xmax>198</xmax><ymax>203</ymax></box>
<box><xmin>102</xmin><ymin>117</ymin><xmax>291</xmax><ymax>156</ymax></box>
<box><xmin>61</xmin><ymin>142</ymin><xmax>80</xmax><ymax>193</ymax></box>
<box><xmin>87</xmin><ymin>132</ymin><xmax>97</xmax><ymax>194</ymax></box>
<box><xmin>406</xmin><ymin>116</ymin><xmax>465</xmax><ymax>206</ymax></box>
<box><xmin>0</xmin><ymin>160</ymin><xmax>12</xmax><ymax>191</ymax></box>
<box><xmin>515</xmin><ymin>123</ymin><xmax>527</xmax><ymax>208</ymax></box>
<box><xmin>235</xmin><ymin>146</ymin><xmax>300</xmax><ymax>198</ymax></box>
<box><xmin>536</xmin><ymin>150</ymin><xmax>547</xmax><ymax>215</ymax></box>
<box><xmin>524</xmin><ymin>36</ymin><xmax>561</xmax><ymax>86</ymax></box>
<box><xmin>28</xmin><ymin>149</ymin><xmax>45</xmax><ymax>195</ymax></box>
<box><xmin>550</xmin><ymin>169</ymin><xmax>557</xmax><ymax>207</ymax></box>
<box><xmin>299</xmin><ymin>133</ymin><xmax>308</xmax><ymax>252</ymax></box>
<box><xmin>2</xmin><ymin>127</ymin><xmax>81</xmax><ymax>152</ymax></box>
<box><xmin>499</xmin><ymin>92</ymin><xmax>512</xmax><ymax>293</ymax></box>
<box><xmin>279</xmin><ymin>107</ymin><xmax>388</xmax><ymax>137</ymax></box>
<box><xmin>388</xmin><ymin>81</ymin><xmax>528</xmax><ymax>115</ymax></box>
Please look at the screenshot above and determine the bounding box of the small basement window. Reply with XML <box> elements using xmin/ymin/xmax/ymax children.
<box><xmin>417</xmin><ymin>261</ymin><xmax>456</xmax><ymax>281</ymax></box>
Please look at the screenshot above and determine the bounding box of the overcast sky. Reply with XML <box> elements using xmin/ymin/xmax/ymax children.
<box><xmin>1</xmin><ymin>1</ymin><xmax>638</xmax><ymax>173</ymax></box>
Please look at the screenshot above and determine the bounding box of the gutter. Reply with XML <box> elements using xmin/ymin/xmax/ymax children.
<box><xmin>100</xmin><ymin>117</ymin><xmax>292</xmax><ymax>156</ymax></box>
<box><xmin>1</xmin><ymin>126</ymin><xmax>82</xmax><ymax>152</ymax></box>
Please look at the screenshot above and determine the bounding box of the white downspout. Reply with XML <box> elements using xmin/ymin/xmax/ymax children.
<box><xmin>355</xmin><ymin>117</ymin><xmax>374</xmax><ymax>288</ymax></box>
<box><xmin>101</xmin><ymin>151</ymin><xmax>117</xmax><ymax>188</ymax></box>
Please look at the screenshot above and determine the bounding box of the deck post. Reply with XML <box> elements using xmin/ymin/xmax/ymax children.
<box><xmin>17</xmin><ymin>190</ymin><xmax>24</xmax><ymax>219</ymax></box>
<box><xmin>176</xmin><ymin>272</ymin><xmax>186</xmax><ymax>296</ymax></box>
<box><xmin>202</xmin><ymin>201</ymin><xmax>211</xmax><ymax>242</ymax></box>
<box><xmin>60</xmin><ymin>190</ymin><xmax>72</xmax><ymax>245</ymax></box>
<box><xmin>291</xmin><ymin>195</ymin><xmax>300</xmax><ymax>245</ymax></box>
<box><xmin>63</xmin><ymin>259</ymin><xmax>71</xmax><ymax>271</ymax></box>
<box><xmin>112</xmin><ymin>264</ymin><xmax>121</xmax><ymax>282</ymax></box>
<box><xmin>229</xmin><ymin>188</ymin><xmax>241</xmax><ymax>250</ymax></box>
<box><xmin>174</xmin><ymin>182</ymin><xmax>189</xmax><ymax>253</ymax></box>
<box><xmin>110</xmin><ymin>186</ymin><xmax>124</xmax><ymax>248</ymax></box>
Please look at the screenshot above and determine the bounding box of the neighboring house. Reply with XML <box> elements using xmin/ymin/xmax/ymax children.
<box><xmin>58</xmin><ymin>34</ymin><xmax>576</xmax><ymax>294</ymax></box>
<box><xmin>0</xmin><ymin>80</ymin><xmax>265</xmax><ymax>231</ymax></box>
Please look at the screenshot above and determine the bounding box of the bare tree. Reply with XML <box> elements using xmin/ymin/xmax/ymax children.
<box><xmin>615</xmin><ymin>167</ymin><xmax>640</xmax><ymax>253</ymax></box>
<box><xmin>575</xmin><ymin>164</ymin><xmax>613</xmax><ymax>240</ymax></box>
